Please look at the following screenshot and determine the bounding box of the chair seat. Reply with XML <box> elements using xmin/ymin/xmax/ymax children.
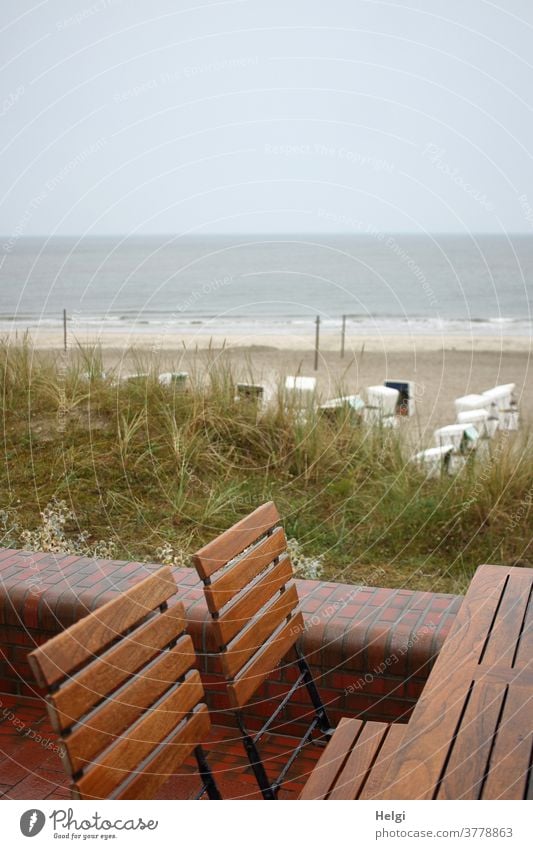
<box><xmin>300</xmin><ymin>717</ymin><xmax>406</xmax><ymax>800</ymax></box>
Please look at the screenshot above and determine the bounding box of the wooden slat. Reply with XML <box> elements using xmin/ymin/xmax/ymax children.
<box><xmin>437</xmin><ymin>680</ymin><xmax>507</xmax><ymax>800</ymax></box>
<box><xmin>204</xmin><ymin>526</ymin><xmax>287</xmax><ymax>614</ymax></box>
<box><xmin>221</xmin><ymin>585</ymin><xmax>299</xmax><ymax>679</ymax></box>
<box><xmin>328</xmin><ymin>721</ymin><xmax>390</xmax><ymax>800</ymax></box>
<box><xmin>481</xmin><ymin>571</ymin><xmax>532</xmax><ymax>669</ymax></box>
<box><xmin>511</xmin><ymin>581</ymin><xmax>533</xmax><ymax>672</ymax></box>
<box><xmin>473</xmin><ymin>666</ymin><xmax>533</xmax><ymax>687</ymax></box>
<box><xmin>300</xmin><ymin>717</ymin><xmax>364</xmax><ymax>800</ymax></box>
<box><xmin>214</xmin><ymin>555</ymin><xmax>294</xmax><ymax>647</ymax></box>
<box><xmin>29</xmin><ymin>566</ymin><xmax>177</xmax><ymax>687</ymax></box>
<box><xmin>428</xmin><ymin>565</ymin><xmax>510</xmax><ymax>679</ymax></box>
<box><xmin>64</xmin><ymin>646</ymin><xmax>199</xmax><ymax>774</ymax></box>
<box><xmin>360</xmin><ymin>724</ymin><xmax>407</xmax><ymax>800</ymax></box>
<box><xmin>482</xmin><ymin>682</ymin><xmax>533</xmax><ymax>799</ymax></box>
<box><xmin>373</xmin><ymin>565</ymin><xmax>510</xmax><ymax>799</ymax></box>
<box><xmin>74</xmin><ymin>668</ymin><xmax>204</xmax><ymax>798</ymax></box>
<box><xmin>192</xmin><ymin>501</ymin><xmax>280</xmax><ymax>579</ymax></box>
<box><xmin>49</xmin><ymin>606</ymin><xmax>187</xmax><ymax>731</ymax></box>
<box><xmin>114</xmin><ymin>705</ymin><xmax>211</xmax><ymax>800</ymax></box>
<box><xmin>72</xmin><ymin>705</ymin><xmax>210</xmax><ymax>800</ymax></box>
<box><xmin>373</xmin><ymin>686</ymin><xmax>472</xmax><ymax>800</ymax></box>
<box><xmin>227</xmin><ymin>611</ymin><xmax>303</xmax><ymax>708</ymax></box>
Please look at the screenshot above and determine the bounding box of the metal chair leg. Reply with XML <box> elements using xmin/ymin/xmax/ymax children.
<box><xmin>296</xmin><ymin>644</ymin><xmax>333</xmax><ymax>735</ymax></box>
<box><xmin>194</xmin><ymin>746</ymin><xmax>222</xmax><ymax>800</ymax></box>
<box><xmin>236</xmin><ymin>713</ymin><xmax>278</xmax><ymax>799</ymax></box>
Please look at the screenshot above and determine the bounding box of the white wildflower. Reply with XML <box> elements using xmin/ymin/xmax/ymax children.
<box><xmin>287</xmin><ymin>537</ymin><xmax>324</xmax><ymax>580</ymax></box>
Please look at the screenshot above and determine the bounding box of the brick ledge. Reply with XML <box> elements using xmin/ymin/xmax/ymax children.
<box><xmin>0</xmin><ymin>549</ymin><xmax>462</xmax><ymax>729</ymax></box>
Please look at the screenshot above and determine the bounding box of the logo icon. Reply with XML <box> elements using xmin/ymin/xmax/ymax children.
<box><xmin>20</xmin><ymin>810</ymin><xmax>46</xmax><ymax>837</ymax></box>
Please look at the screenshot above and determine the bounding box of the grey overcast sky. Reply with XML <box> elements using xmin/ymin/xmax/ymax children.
<box><xmin>1</xmin><ymin>0</ymin><xmax>533</xmax><ymax>235</ymax></box>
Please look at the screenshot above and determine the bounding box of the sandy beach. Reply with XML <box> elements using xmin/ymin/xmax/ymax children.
<box><xmin>13</xmin><ymin>327</ymin><xmax>531</xmax><ymax>442</ymax></box>
<box><xmin>18</xmin><ymin>324</ymin><xmax>533</xmax><ymax>354</ymax></box>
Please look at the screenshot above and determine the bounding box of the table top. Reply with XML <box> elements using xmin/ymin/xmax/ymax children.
<box><xmin>366</xmin><ymin>564</ymin><xmax>533</xmax><ymax>800</ymax></box>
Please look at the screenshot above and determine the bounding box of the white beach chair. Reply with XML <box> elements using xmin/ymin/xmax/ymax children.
<box><xmin>454</xmin><ymin>394</ymin><xmax>491</xmax><ymax>416</ymax></box>
<box><xmin>124</xmin><ymin>372</ymin><xmax>150</xmax><ymax>384</ymax></box>
<box><xmin>411</xmin><ymin>444</ymin><xmax>454</xmax><ymax>479</ymax></box>
<box><xmin>319</xmin><ymin>394</ymin><xmax>365</xmax><ymax>424</ymax></box>
<box><xmin>158</xmin><ymin>371</ymin><xmax>188</xmax><ymax>388</ymax></box>
<box><xmin>457</xmin><ymin>408</ymin><xmax>498</xmax><ymax>439</ymax></box>
<box><xmin>434</xmin><ymin>423</ymin><xmax>479</xmax><ymax>474</ymax></box>
<box><xmin>482</xmin><ymin>384</ymin><xmax>517</xmax><ymax>430</ymax></box>
<box><xmin>383</xmin><ymin>379</ymin><xmax>416</xmax><ymax>416</ymax></box>
<box><xmin>80</xmin><ymin>369</ymin><xmax>106</xmax><ymax>382</ymax></box>
<box><xmin>284</xmin><ymin>376</ymin><xmax>317</xmax><ymax>412</ymax></box>
<box><xmin>434</xmin><ymin>423</ymin><xmax>479</xmax><ymax>454</ymax></box>
<box><xmin>235</xmin><ymin>383</ymin><xmax>265</xmax><ymax>403</ymax></box>
<box><xmin>363</xmin><ymin>385</ymin><xmax>400</xmax><ymax>427</ymax></box>
<box><xmin>504</xmin><ymin>401</ymin><xmax>520</xmax><ymax>431</ymax></box>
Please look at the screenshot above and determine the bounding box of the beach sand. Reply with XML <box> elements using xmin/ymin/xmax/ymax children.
<box><xmin>19</xmin><ymin>325</ymin><xmax>533</xmax><ymax>354</ymax></box>
<box><xmin>16</xmin><ymin>326</ymin><xmax>531</xmax><ymax>442</ymax></box>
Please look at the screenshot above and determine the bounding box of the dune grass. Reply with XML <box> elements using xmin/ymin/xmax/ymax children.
<box><xmin>0</xmin><ymin>337</ymin><xmax>531</xmax><ymax>594</ymax></box>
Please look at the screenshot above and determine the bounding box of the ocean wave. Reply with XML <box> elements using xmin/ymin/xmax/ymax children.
<box><xmin>0</xmin><ymin>312</ymin><xmax>531</xmax><ymax>337</ymax></box>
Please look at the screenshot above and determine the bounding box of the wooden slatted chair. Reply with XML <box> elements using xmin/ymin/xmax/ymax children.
<box><xmin>28</xmin><ymin>566</ymin><xmax>221</xmax><ymax>800</ymax></box>
<box><xmin>191</xmin><ymin>501</ymin><xmax>333</xmax><ymax>799</ymax></box>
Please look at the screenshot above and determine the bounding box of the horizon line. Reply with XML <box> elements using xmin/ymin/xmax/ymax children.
<box><xmin>3</xmin><ymin>231</ymin><xmax>533</xmax><ymax>240</ymax></box>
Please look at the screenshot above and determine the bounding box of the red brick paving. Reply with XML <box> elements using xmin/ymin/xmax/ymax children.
<box><xmin>0</xmin><ymin>695</ymin><xmax>322</xmax><ymax>800</ymax></box>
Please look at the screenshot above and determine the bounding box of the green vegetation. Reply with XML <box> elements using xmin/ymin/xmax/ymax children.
<box><xmin>0</xmin><ymin>338</ymin><xmax>531</xmax><ymax>594</ymax></box>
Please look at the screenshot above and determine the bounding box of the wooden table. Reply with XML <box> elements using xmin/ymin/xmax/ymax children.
<box><xmin>365</xmin><ymin>564</ymin><xmax>533</xmax><ymax>800</ymax></box>
<box><xmin>301</xmin><ymin>565</ymin><xmax>532</xmax><ymax>800</ymax></box>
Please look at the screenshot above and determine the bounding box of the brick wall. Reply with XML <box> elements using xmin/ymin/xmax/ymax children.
<box><xmin>0</xmin><ymin>548</ymin><xmax>462</xmax><ymax>734</ymax></box>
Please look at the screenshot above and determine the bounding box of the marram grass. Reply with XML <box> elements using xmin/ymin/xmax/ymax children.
<box><xmin>0</xmin><ymin>338</ymin><xmax>531</xmax><ymax>594</ymax></box>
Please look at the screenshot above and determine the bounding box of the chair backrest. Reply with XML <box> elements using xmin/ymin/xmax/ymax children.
<box><xmin>28</xmin><ymin>566</ymin><xmax>211</xmax><ymax>800</ymax></box>
<box><xmin>366</xmin><ymin>385</ymin><xmax>399</xmax><ymax>415</ymax></box>
<box><xmin>284</xmin><ymin>375</ymin><xmax>316</xmax><ymax>403</ymax></box>
<box><xmin>191</xmin><ymin>502</ymin><xmax>304</xmax><ymax>710</ymax></box>
<box><xmin>236</xmin><ymin>383</ymin><xmax>264</xmax><ymax>401</ymax></box>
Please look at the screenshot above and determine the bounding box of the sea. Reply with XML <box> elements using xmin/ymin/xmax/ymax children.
<box><xmin>0</xmin><ymin>234</ymin><xmax>532</xmax><ymax>339</ymax></box>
